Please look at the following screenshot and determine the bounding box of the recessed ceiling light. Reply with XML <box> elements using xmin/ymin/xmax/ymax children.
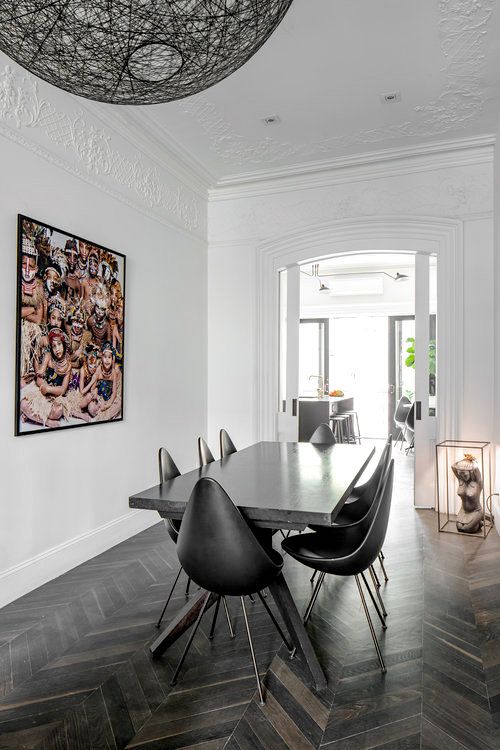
<box><xmin>262</xmin><ymin>114</ymin><xmax>281</xmax><ymax>125</ymax></box>
<box><xmin>380</xmin><ymin>90</ymin><xmax>401</xmax><ymax>104</ymax></box>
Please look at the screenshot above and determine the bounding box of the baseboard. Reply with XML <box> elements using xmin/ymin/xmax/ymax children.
<box><xmin>0</xmin><ymin>510</ymin><xmax>159</xmax><ymax>609</ymax></box>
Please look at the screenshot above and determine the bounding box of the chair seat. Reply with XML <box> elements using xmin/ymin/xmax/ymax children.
<box><xmin>282</xmin><ymin>526</ymin><xmax>365</xmax><ymax>575</ymax></box>
<box><xmin>308</xmin><ymin>491</ymin><xmax>367</xmax><ymax>531</ymax></box>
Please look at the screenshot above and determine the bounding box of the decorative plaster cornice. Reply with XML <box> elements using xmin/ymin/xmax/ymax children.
<box><xmin>210</xmin><ymin>135</ymin><xmax>495</xmax><ymax>200</ymax></box>
<box><xmin>182</xmin><ymin>0</ymin><xmax>494</xmax><ymax>171</ymax></box>
<box><xmin>208</xmin><ymin>167</ymin><xmax>493</xmax><ymax>242</ymax></box>
<box><xmin>0</xmin><ymin>63</ymin><xmax>203</xmax><ymax>237</ymax></box>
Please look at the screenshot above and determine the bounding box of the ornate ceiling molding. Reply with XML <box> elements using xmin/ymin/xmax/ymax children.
<box><xmin>209</xmin><ymin>165</ymin><xmax>493</xmax><ymax>241</ymax></box>
<box><xmin>180</xmin><ymin>0</ymin><xmax>494</xmax><ymax>168</ymax></box>
<box><xmin>0</xmin><ymin>63</ymin><xmax>202</xmax><ymax>235</ymax></box>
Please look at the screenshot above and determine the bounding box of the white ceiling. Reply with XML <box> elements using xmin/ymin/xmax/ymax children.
<box><xmin>114</xmin><ymin>0</ymin><xmax>500</xmax><ymax>184</ymax></box>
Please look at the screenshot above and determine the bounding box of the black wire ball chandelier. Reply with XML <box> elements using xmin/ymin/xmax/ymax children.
<box><xmin>0</xmin><ymin>1</ymin><xmax>293</xmax><ymax>105</ymax></box>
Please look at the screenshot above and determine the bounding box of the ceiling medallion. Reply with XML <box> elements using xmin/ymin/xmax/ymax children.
<box><xmin>0</xmin><ymin>1</ymin><xmax>293</xmax><ymax>105</ymax></box>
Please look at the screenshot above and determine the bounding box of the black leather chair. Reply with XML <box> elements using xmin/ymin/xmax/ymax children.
<box><xmin>393</xmin><ymin>396</ymin><xmax>411</xmax><ymax>449</ymax></box>
<box><xmin>220</xmin><ymin>428</ymin><xmax>237</xmax><ymax>458</ymax></box>
<box><xmin>282</xmin><ymin>460</ymin><xmax>394</xmax><ymax>673</ymax></box>
<box><xmin>173</xmin><ymin>477</ymin><xmax>293</xmax><ymax>703</ymax></box>
<box><xmin>308</xmin><ymin>436</ymin><xmax>392</xmax><ymax>585</ymax></box>
<box><xmin>198</xmin><ymin>436</ymin><xmax>215</xmax><ymax>466</ymax></box>
<box><xmin>309</xmin><ymin>423</ymin><xmax>336</xmax><ymax>445</ymax></box>
<box><xmin>156</xmin><ymin>448</ymin><xmax>184</xmax><ymax>628</ymax></box>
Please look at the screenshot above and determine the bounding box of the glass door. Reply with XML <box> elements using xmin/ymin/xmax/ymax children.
<box><xmin>413</xmin><ymin>253</ymin><xmax>437</xmax><ymax>507</ymax></box>
<box><xmin>277</xmin><ymin>265</ymin><xmax>300</xmax><ymax>441</ymax></box>
<box><xmin>299</xmin><ymin>319</ymin><xmax>329</xmax><ymax>397</ymax></box>
<box><xmin>388</xmin><ymin>315</ymin><xmax>415</xmax><ymax>436</ymax></box>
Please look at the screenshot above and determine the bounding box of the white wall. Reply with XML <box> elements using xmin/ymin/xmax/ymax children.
<box><xmin>207</xmin><ymin>143</ymin><xmax>494</xmax><ymax>450</ymax></box>
<box><xmin>0</xmin><ymin>66</ymin><xmax>208</xmax><ymax>606</ymax></box>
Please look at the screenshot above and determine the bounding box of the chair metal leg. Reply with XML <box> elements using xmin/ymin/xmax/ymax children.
<box><xmin>170</xmin><ymin>592</ymin><xmax>210</xmax><ymax>685</ymax></box>
<box><xmin>257</xmin><ymin>591</ymin><xmax>293</xmax><ymax>653</ymax></box>
<box><xmin>379</xmin><ymin>553</ymin><xmax>389</xmax><ymax>582</ymax></box>
<box><xmin>310</xmin><ymin>570</ymin><xmax>317</xmax><ymax>584</ymax></box>
<box><xmin>369</xmin><ymin>564</ymin><xmax>381</xmax><ymax>589</ymax></box>
<box><xmin>222</xmin><ymin>595</ymin><xmax>235</xmax><ymax>638</ymax></box>
<box><xmin>303</xmin><ymin>571</ymin><xmax>326</xmax><ymax>624</ymax></box>
<box><xmin>185</xmin><ymin>577</ymin><xmax>191</xmax><ymax>596</ymax></box>
<box><xmin>360</xmin><ymin>572</ymin><xmax>387</xmax><ymax>628</ymax></box>
<box><xmin>156</xmin><ymin>564</ymin><xmax>183</xmax><ymax>629</ymax></box>
<box><xmin>355</xmin><ymin>575</ymin><xmax>387</xmax><ymax>673</ymax></box>
<box><xmin>241</xmin><ymin>596</ymin><xmax>265</xmax><ymax>705</ymax></box>
<box><xmin>208</xmin><ymin>594</ymin><xmax>222</xmax><ymax>640</ymax></box>
<box><xmin>380</xmin><ymin>550</ymin><xmax>385</xmax><ymax>560</ymax></box>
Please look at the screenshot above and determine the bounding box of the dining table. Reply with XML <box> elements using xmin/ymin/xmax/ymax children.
<box><xmin>129</xmin><ymin>440</ymin><xmax>374</xmax><ymax>691</ymax></box>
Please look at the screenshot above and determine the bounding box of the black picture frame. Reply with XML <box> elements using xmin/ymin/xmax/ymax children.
<box><xmin>15</xmin><ymin>214</ymin><xmax>126</xmax><ymax>436</ymax></box>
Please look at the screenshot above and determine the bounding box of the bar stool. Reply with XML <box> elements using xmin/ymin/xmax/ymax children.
<box><xmin>342</xmin><ymin>410</ymin><xmax>361</xmax><ymax>443</ymax></box>
<box><xmin>330</xmin><ymin>414</ymin><xmax>350</xmax><ymax>443</ymax></box>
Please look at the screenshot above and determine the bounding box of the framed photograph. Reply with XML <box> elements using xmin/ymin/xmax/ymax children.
<box><xmin>15</xmin><ymin>215</ymin><xmax>126</xmax><ymax>435</ymax></box>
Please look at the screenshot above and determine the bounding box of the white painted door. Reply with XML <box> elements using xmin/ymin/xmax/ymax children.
<box><xmin>277</xmin><ymin>265</ymin><xmax>300</xmax><ymax>441</ymax></box>
<box><xmin>413</xmin><ymin>254</ymin><xmax>437</xmax><ymax>507</ymax></box>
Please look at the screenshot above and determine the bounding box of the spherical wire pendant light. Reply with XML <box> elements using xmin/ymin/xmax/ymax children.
<box><xmin>0</xmin><ymin>1</ymin><xmax>294</xmax><ymax>105</ymax></box>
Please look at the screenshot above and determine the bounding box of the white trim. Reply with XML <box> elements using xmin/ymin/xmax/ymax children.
<box><xmin>0</xmin><ymin>122</ymin><xmax>207</xmax><ymax>244</ymax></box>
<box><xmin>0</xmin><ymin>510</ymin><xmax>158</xmax><ymax>609</ymax></box>
<box><xmin>256</xmin><ymin>217</ymin><xmax>464</xmax><ymax>487</ymax></box>
<box><xmin>211</xmin><ymin>135</ymin><xmax>495</xmax><ymax>200</ymax></box>
<box><xmin>82</xmin><ymin>103</ymin><xmax>215</xmax><ymax>195</ymax></box>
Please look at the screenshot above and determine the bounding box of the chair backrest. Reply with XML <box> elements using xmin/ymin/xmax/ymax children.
<box><xmin>309</xmin><ymin>423</ymin><xmax>336</xmax><ymax>445</ymax></box>
<box><xmin>354</xmin><ymin>435</ymin><xmax>392</xmax><ymax>504</ymax></box>
<box><xmin>158</xmin><ymin>447</ymin><xmax>181</xmax><ymax>483</ymax></box>
<box><xmin>220</xmin><ymin>428</ymin><xmax>237</xmax><ymax>459</ymax></box>
<box><xmin>198</xmin><ymin>437</ymin><xmax>215</xmax><ymax>467</ymax></box>
<box><xmin>334</xmin><ymin>460</ymin><xmax>395</xmax><ymax>575</ymax></box>
<box><xmin>394</xmin><ymin>395</ymin><xmax>411</xmax><ymax>424</ymax></box>
<box><xmin>405</xmin><ymin>403</ymin><xmax>415</xmax><ymax>431</ymax></box>
<box><xmin>158</xmin><ymin>448</ymin><xmax>181</xmax><ymax>541</ymax></box>
<box><xmin>177</xmin><ymin>478</ymin><xmax>283</xmax><ymax>596</ymax></box>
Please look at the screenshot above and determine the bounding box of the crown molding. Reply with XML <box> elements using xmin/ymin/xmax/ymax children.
<box><xmin>0</xmin><ymin>58</ymin><xmax>206</xmax><ymax>239</ymax></box>
<box><xmin>209</xmin><ymin>135</ymin><xmax>496</xmax><ymax>201</ymax></box>
<box><xmin>81</xmin><ymin>103</ymin><xmax>216</xmax><ymax>196</ymax></box>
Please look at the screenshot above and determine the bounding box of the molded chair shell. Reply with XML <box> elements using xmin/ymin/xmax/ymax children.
<box><xmin>177</xmin><ymin>477</ymin><xmax>283</xmax><ymax>597</ymax></box>
<box><xmin>283</xmin><ymin>461</ymin><xmax>394</xmax><ymax>577</ymax></box>
<box><xmin>220</xmin><ymin>429</ymin><xmax>237</xmax><ymax>458</ymax></box>
<box><xmin>309</xmin><ymin>423</ymin><xmax>336</xmax><ymax>445</ymax></box>
<box><xmin>158</xmin><ymin>448</ymin><xmax>181</xmax><ymax>543</ymax></box>
<box><xmin>198</xmin><ymin>437</ymin><xmax>215</xmax><ymax>467</ymax></box>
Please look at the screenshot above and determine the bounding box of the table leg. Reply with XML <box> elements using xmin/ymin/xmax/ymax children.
<box><xmin>149</xmin><ymin>588</ymin><xmax>216</xmax><ymax>658</ymax></box>
<box><xmin>268</xmin><ymin>572</ymin><xmax>327</xmax><ymax>691</ymax></box>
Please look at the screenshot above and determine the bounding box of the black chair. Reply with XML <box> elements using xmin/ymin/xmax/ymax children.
<box><xmin>282</xmin><ymin>460</ymin><xmax>394</xmax><ymax>673</ymax></box>
<box><xmin>309</xmin><ymin>423</ymin><xmax>336</xmax><ymax>445</ymax></box>
<box><xmin>220</xmin><ymin>428</ymin><xmax>237</xmax><ymax>458</ymax></box>
<box><xmin>320</xmin><ymin>436</ymin><xmax>392</xmax><ymax>528</ymax></box>
<box><xmin>156</xmin><ymin>448</ymin><xmax>184</xmax><ymax>628</ymax></box>
<box><xmin>198</xmin><ymin>437</ymin><xmax>215</xmax><ymax>466</ymax></box>
<box><xmin>308</xmin><ymin>436</ymin><xmax>392</xmax><ymax>598</ymax></box>
<box><xmin>393</xmin><ymin>396</ymin><xmax>411</xmax><ymax>450</ymax></box>
<box><xmin>173</xmin><ymin>478</ymin><xmax>293</xmax><ymax>704</ymax></box>
<box><xmin>405</xmin><ymin>404</ymin><xmax>415</xmax><ymax>455</ymax></box>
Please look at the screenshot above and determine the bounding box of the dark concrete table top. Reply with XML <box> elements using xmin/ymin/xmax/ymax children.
<box><xmin>129</xmin><ymin>441</ymin><xmax>375</xmax><ymax>530</ymax></box>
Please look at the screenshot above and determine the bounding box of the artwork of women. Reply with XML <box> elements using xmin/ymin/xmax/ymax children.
<box><xmin>451</xmin><ymin>454</ymin><xmax>484</xmax><ymax>534</ymax></box>
<box><xmin>16</xmin><ymin>215</ymin><xmax>125</xmax><ymax>434</ymax></box>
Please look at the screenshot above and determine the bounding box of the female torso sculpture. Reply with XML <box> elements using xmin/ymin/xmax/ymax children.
<box><xmin>451</xmin><ymin>454</ymin><xmax>483</xmax><ymax>533</ymax></box>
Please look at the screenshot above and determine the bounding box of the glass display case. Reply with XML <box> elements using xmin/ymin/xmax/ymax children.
<box><xmin>436</xmin><ymin>439</ymin><xmax>493</xmax><ymax>538</ymax></box>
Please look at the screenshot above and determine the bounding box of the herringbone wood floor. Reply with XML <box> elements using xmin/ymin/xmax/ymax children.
<box><xmin>1</xmin><ymin>446</ymin><xmax>500</xmax><ymax>749</ymax></box>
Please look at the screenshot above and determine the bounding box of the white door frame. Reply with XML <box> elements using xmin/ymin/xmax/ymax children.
<box><xmin>256</xmin><ymin>216</ymin><xmax>464</xmax><ymax>506</ymax></box>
